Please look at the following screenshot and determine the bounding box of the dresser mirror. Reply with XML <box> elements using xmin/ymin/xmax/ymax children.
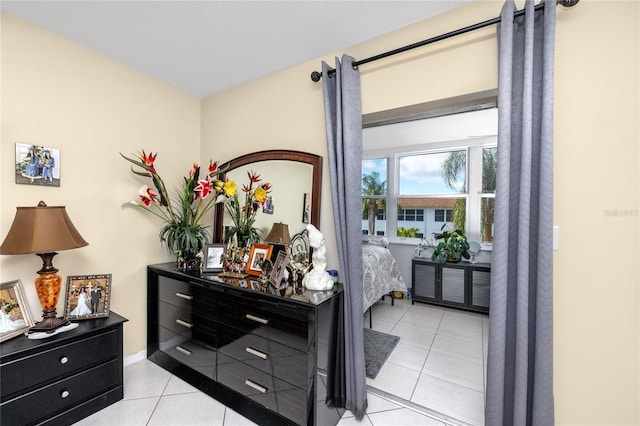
<box><xmin>213</xmin><ymin>150</ymin><xmax>322</xmax><ymax>245</ymax></box>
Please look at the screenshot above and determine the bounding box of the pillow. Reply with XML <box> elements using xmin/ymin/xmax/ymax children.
<box><xmin>376</xmin><ymin>237</ymin><xmax>389</xmax><ymax>248</ymax></box>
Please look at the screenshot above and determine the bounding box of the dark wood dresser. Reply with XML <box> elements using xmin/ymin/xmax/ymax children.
<box><xmin>147</xmin><ymin>263</ymin><xmax>344</xmax><ymax>426</ymax></box>
<box><xmin>0</xmin><ymin>313</ymin><xmax>127</xmax><ymax>426</ymax></box>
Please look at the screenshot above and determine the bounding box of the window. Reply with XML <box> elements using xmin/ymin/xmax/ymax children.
<box><xmin>434</xmin><ymin>209</ymin><xmax>453</xmax><ymax>222</ymax></box>
<box><xmin>362</xmin><ymin>158</ymin><xmax>387</xmax><ymax>236</ymax></box>
<box><xmin>480</xmin><ymin>147</ymin><xmax>497</xmax><ymax>243</ymax></box>
<box><xmin>363</xmin><ymin>107</ymin><xmax>498</xmax><ymax>245</ymax></box>
<box><xmin>398</xmin><ymin>208</ymin><xmax>423</xmax><ymax>222</ymax></box>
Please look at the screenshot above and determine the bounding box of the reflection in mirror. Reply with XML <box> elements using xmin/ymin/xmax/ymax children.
<box><xmin>213</xmin><ymin>150</ymin><xmax>322</xmax><ymax>246</ymax></box>
<box><xmin>223</xmin><ymin>161</ymin><xmax>313</xmax><ymax>240</ymax></box>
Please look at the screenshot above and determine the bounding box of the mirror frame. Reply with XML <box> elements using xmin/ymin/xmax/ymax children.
<box><xmin>213</xmin><ymin>149</ymin><xmax>323</xmax><ymax>243</ymax></box>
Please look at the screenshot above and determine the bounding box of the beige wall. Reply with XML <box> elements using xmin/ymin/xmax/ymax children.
<box><xmin>202</xmin><ymin>1</ymin><xmax>639</xmax><ymax>424</ymax></box>
<box><xmin>1</xmin><ymin>12</ymin><xmax>202</xmax><ymax>357</ymax></box>
<box><xmin>2</xmin><ymin>0</ymin><xmax>638</xmax><ymax>424</ymax></box>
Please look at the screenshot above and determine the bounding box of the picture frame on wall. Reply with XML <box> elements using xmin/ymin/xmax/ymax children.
<box><xmin>0</xmin><ymin>280</ymin><xmax>35</xmax><ymax>342</ymax></box>
<box><xmin>64</xmin><ymin>274</ymin><xmax>112</xmax><ymax>320</ymax></box>
<box><xmin>204</xmin><ymin>243</ymin><xmax>226</xmax><ymax>272</ymax></box>
<box><xmin>14</xmin><ymin>143</ymin><xmax>61</xmax><ymax>187</ymax></box>
<box><xmin>245</xmin><ymin>244</ymin><xmax>273</xmax><ymax>276</ymax></box>
<box><xmin>263</xmin><ymin>196</ymin><xmax>274</xmax><ymax>214</ymax></box>
<box><xmin>302</xmin><ymin>193</ymin><xmax>311</xmax><ymax>224</ymax></box>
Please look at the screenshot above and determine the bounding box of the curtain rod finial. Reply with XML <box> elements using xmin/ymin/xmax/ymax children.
<box><xmin>310</xmin><ymin>71</ymin><xmax>322</xmax><ymax>82</ymax></box>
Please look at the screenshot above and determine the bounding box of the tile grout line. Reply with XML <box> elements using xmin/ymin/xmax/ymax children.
<box><xmin>369</xmin><ymin>300</ymin><xmax>486</xmax><ymax>424</ymax></box>
<box><xmin>366</xmin><ymin>385</ymin><xmax>474</xmax><ymax>426</ymax></box>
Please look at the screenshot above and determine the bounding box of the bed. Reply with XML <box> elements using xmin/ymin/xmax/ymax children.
<box><xmin>362</xmin><ymin>244</ymin><xmax>408</xmax><ymax>313</ymax></box>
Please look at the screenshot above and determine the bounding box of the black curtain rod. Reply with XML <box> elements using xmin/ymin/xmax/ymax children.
<box><xmin>310</xmin><ymin>0</ymin><xmax>579</xmax><ymax>82</ymax></box>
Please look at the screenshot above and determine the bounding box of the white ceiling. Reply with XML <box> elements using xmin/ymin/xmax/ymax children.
<box><xmin>1</xmin><ymin>1</ymin><xmax>471</xmax><ymax>99</ymax></box>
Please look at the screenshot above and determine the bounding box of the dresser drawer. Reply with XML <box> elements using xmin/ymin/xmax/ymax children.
<box><xmin>218</xmin><ymin>326</ymin><xmax>309</xmax><ymax>389</ymax></box>
<box><xmin>217</xmin><ymin>354</ymin><xmax>307</xmax><ymax>425</ymax></box>
<box><xmin>1</xmin><ymin>329</ymin><xmax>118</xmax><ymax>399</ymax></box>
<box><xmin>158</xmin><ymin>276</ymin><xmax>194</xmax><ymax>309</ymax></box>
<box><xmin>218</xmin><ymin>295</ymin><xmax>310</xmax><ymax>352</ymax></box>
<box><xmin>158</xmin><ymin>300</ymin><xmax>194</xmax><ymax>335</ymax></box>
<box><xmin>160</xmin><ymin>334</ymin><xmax>216</xmax><ymax>380</ymax></box>
<box><xmin>1</xmin><ymin>358</ymin><xmax>120</xmax><ymax>426</ymax></box>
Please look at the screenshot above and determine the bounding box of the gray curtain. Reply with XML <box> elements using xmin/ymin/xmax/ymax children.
<box><xmin>322</xmin><ymin>55</ymin><xmax>367</xmax><ymax>419</ymax></box>
<box><xmin>485</xmin><ymin>1</ymin><xmax>556</xmax><ymax>425</ymax></box>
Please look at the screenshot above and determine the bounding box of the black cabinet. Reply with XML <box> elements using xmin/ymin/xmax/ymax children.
<box><xmin>147</xmin><ymin>263</ymin><xmax>345</xmax><ymax>426</ymax></box>
<box><xmin>412</xmin><ymin>258</ymin><xmax>490</xmax><ymax>313</ymax></box>
<box><xmin>0</xmin><ymin>313</ymin><xmax>127</xmax><ymax>426</ymax></box>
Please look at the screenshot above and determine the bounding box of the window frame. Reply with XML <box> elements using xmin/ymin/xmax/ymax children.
<box><xmin>363</xmin><ymin>136</ymin><xmax>496</xmax><ymax>248</ymax></box>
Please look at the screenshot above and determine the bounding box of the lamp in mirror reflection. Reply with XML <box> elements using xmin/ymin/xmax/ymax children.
<box><xmin>0</xmin><ymin>201</ymin><xmax>88</xmax><ymax>332</ymax></box>
<box><xmin>265</xmin><ymin>222</ymin><xmax>291</xmax><ymax>245</ymax></box>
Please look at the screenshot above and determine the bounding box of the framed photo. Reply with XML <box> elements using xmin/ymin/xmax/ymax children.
<box><xmin>14</xmin><ymin>143</ymin><xmax>61</xmax><ymax>187</ymax></box>
<box><xmin>263</xmin><ymin>195</ymin><xmax>274</xmax><ymax>214</ymax></box>
<box><xmin>64</xmin><ymin>274</ymin><xmax>112</xmax><ymax>320</ymax></box>
<box><xmin>247</xmin><ymin>278</ymin><xmax>262</xmax><ymax>291</ymax></box>
<box><xmin>302</xmin><ymin>193</ymin><xmax>311</xmax><ymax>224</ymax></box>
<box><xmin>204</xmin><ymin>243</ymin><xmax>226</xmax><ymax>272</ymax></box>
<box><xmin>245</xmin><ymin>243</ymin><xmax>273</xmax><ymax>276</ymax></box>
<box><xmin>0</xmin><ymin>280</ymin><xmax>35</xmax><ymax>342</ymax></box>
<box><xmin>270</xmin><ymin>250</ymin><xmax>290</xmax><ymax>288</ymax></box>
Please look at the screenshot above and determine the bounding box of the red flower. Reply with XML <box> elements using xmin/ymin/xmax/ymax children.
<box><xmin>262</xmin><ymin>182</ymin><xmax>272</xmax><ymax>192</ymax></box>
<box><xmin>189</xmin><ymin>163</ymin><xmax>199</xmax><ymax>178</ymax></box>
<box><xmin>208</xmin><ymin>160</ymin><xmax>218</xmax><ymax>174</ymax></box>
<box><xmin>247</xmin><ymin>171</ymin><xmax>261</xmax><ymax>183</ymax></box>
<box><xmin>140</xmin><ymin>150</ymin><xmax>157</xmax><ymax>175</ymax></box>
<box><xmin>138</xmin><ymin>185</ymin><xmax>158</xmax><ymax>207</ymax></box>
<box><xmin>194</xmin><ymin>178</ymin><xmax>213</xmax><ymax>199</ymax></box>
<box><xmin>242</xmin><ymin>184</ymin><xmax>251</xmax><ymax>193</ymax></box>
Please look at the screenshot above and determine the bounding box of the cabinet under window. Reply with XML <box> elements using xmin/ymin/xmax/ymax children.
<box><xmin>411</xmin><ymin>258</ymin><xmax>490</xmax><ymax>314</ymax></box>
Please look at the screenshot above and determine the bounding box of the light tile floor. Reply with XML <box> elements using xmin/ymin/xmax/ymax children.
<box><xmin>75</xmin><ymin>298</ymin><xmax>487</xmax><ymax>426</ymax></box>
<box><xmin>365</xmin><ymin>298</ymin><xmax>489</xmax><ymax>426</ymax></box>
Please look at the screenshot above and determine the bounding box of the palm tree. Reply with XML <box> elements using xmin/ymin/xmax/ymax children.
<box><xmin>441</xmin><ymin>151</ymin><xmax>467</xmax><ymax>231</ymax></box>
<box><xmin>441</xmin><ymin>148</ymin><xmax>498</xmax><ymax>241</ymax></box>
<box><xmin>362</xmin><ymin>171</ymin><xmax>386</xmax><ymax>235</ymax></box>
<box><xmin>481</xmin><ymin>148</ymin><xmax>497</xmax><ymax>242</ymax></box>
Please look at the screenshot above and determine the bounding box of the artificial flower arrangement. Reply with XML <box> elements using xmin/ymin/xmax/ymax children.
<box><xmin>224</xmin><ymin>171</ymin><xmax>272</xmax><ymax>247</ymax></box>
<box><xmin>121</xmin><ymin>150</ymin><xmax>236</xmax><ymax>265</ymax></box>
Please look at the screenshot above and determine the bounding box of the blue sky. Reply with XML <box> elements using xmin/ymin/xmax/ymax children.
<box><xmin>363</xmin><ymin>152</ymin><xmax>465</xmax><ymax>195</ymax></box>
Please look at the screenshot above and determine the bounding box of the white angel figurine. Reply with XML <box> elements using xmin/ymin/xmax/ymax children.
<box><xmin>302</xmin><ymin>224</ymin><xmax>334</xmax><ymax>291</ymax></box>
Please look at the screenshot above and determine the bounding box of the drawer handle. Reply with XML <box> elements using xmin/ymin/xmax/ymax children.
<box><xmin>176</xmin><ymin>345</ymin><xmax>192</xmax><ymax>356</ymax></box>
<box><xmin>245</xmin><ymin>314</ymin><xmax>269</xmax><ymax>325</ymax></box>
<box><xmin>175</xmin><ymin>292</ymin><xmax>193</xmax><ymax>300</ymax></box>
<box><xmin>60</xmin><ymin>390</ymin><xmax>70</xmax><ymax>399</ymax></box>
<box><xmin>245</xmin><ymin>347</ymin><xmax>268</xmax><ymax>360</ymax></box>
<box><xmin>244</xmin><ymin>379</ymin><xmax>268</xmax><ymax>394</ymax></box>
<box><xmin>59</xmin><ymin>356</ymin><xmax>69</xmax><ymax>364</ymax></box>
<box><xmin>176</xmin><ymin>319</ymin><xmax>193</xmax><ymax>328</ymax></box>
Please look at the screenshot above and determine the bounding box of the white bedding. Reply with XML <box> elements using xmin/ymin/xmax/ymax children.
<box><xmin>362</xmin><ymin>244</ymin><xmax>407</xmax><ymax>312</ymax></box>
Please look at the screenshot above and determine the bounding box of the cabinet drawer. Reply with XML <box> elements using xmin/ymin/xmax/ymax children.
<box><xmin>217</xmin><ymin>354</ymin><xmax>307</xmax><ymax>425</ymax></box>
<box><xmin>159</xmin><ymin>331</ymin><xmax>216</xmax><ymax>380</ymax></box>
<box><xmin>1</xmin><ymin>329</ymin><xmax>118</xmax><ymax>399</ymax></box>
<box><xmin>158</xmin><ymin>276</ymin><xmax>193</xmax><ymax>309</ymax></box>
<box><xmin>158</xmin><ymin>301</ymin><xmax>194</xmax><ymax>335</ymax></box>
<box><xmin>1</xmin><ymin>358</ymin><xmax>120</xmax><ymax>426</ymax></box>
<box><xmin>218</xmin><ymin>295</ymin><xmax>310</xmax><ymax>352</ymax></box>
<box><xmin>218</xmin><ymin>326</ymin><xmax>309</xmax><ymax>389</ymax></box>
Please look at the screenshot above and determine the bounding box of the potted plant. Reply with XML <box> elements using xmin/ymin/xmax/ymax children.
<box><xmin>431</xmin><ymin>226</ymin><xmax>471</xmax><ymax>264</ymax></box>
<box><xmin>121</xmin><ymin>150</ymin><xmax>237</xmax><ymax>271</ymax></box>
<box><xmin>224</xmin><ymin>171</ymin><xmax>271</xmax><ymax>247</ymax></box>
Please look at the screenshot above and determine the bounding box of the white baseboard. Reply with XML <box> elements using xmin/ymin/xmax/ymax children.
<box><xmin>124</xmin><ymin>349</ymin><xmax>147</xmax><ymax>367</ymax></box>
